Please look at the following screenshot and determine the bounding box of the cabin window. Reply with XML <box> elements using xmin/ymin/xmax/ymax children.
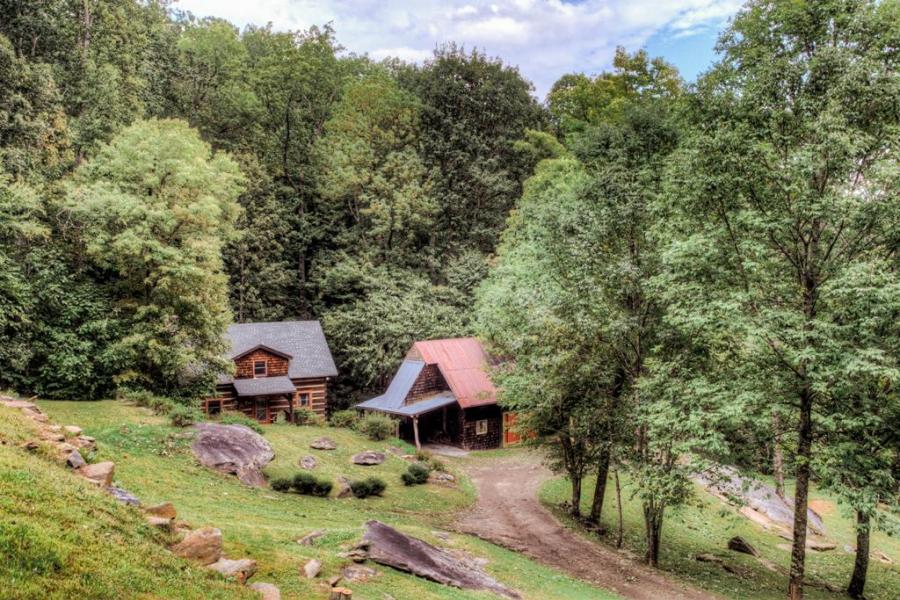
<box><xmin>299</xmin><ymin>393</ymin><xmax>310</xmax><ymax>407</ymax></box>
<box><xmin>253</xmin><ymin>360</ymin><xmax>267</xmax><ymax>377</ymax></box>
<box><xmin>476</xmin><ymin>419</ymin><xmax>488</xmax><ymax>436</ymax></box>
<box><xmin>207</xmin><ymin>400</ymin><xmax>221</xmax><ymax>415</ymax></box>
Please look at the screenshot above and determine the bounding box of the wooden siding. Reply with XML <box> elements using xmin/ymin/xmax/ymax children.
<box><xmin>203</xmin><ymin>376</ymin><xmax>329</xmax><ymax>422</ymax></box>
<box><xmin>458</xmin><ymin>404</ymin><xmax>502</xmax><ymax>450</ymax></box>
<box><xmin>234</xmin><ymin>349</ymin><xmax>289</xmax><ymax>379</ymax></box>
<box><xmin>404</xmin><ymin>364</ymin><xmax>448</xmax><ymax>404</ymax></box>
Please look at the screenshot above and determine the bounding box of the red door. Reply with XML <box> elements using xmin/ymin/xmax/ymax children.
<box><xmin>503</xmin><ymin>411</ymin><xmax>521</xmax><ymax>446</ymax></box>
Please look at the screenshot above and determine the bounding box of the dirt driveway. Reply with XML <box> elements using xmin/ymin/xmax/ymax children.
<box><xmin>455</xmin><ymin>452</ymin><xmax>718</xmax><ymax>600</ymax></box>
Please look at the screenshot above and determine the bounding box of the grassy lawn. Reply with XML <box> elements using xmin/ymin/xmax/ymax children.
<box><xmin>32</xmin><ymin>400</ymin><xmax>607</xmax><ymax>600</ymax></box>
<box><xmin>540</xmin><ymin>472</ymin><xmax>900</xmax><ymax>600</ymax></box>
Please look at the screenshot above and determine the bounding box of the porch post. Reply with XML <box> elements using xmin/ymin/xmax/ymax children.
<box><xmin>288</xmin><ymin>392</ymin><xmax>294</xmax><ymax>424</ymax></box>
<box><xmin>442</xmin><ymin>406</ymin><xmax>447</xmax><ymax>433</ymax></box>
<box><xmin>412</xmin><ymin>416</ymin><xmax>421</xmax><ymax>450</ymax></box>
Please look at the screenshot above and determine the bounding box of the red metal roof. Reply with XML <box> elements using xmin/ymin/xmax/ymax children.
<box><xmin>409</xmin><ymin>338</ymin><xmax>497</xmax><ymax>408</ymax></box>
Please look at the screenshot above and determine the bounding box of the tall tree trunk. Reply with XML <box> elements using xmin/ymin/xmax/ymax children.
<box><xmin>643</xmin><ymin>502</ymin><xmax>664</xmax><ymax>567</ymax></box>
<box><xmin>589</xmin><ymin>446</ymin><xmax>611</xmax><ymax>524</ymax></box>
<box><xmin>788</xmin><ymin>385</ymin><xmax>813</xmax><ymax>600</ymax></box>
<box><xmin>570</xmin><ymin>474</ymin><xmax>583</xmax><ymax>518</ymax></box>
<box><xmin>772</xmin><ymin>412</ymin><xmax>785</xmax><ymax>499</ymax></box>
<box><xmin>847</xmin><ymin>510</ymin><xmax>870</xmax><ymax>599</ymax></box>
<box><xmin>614</xmin><ymin>468</ymin><xmax>624</xmax><ymax>548</ymax></box>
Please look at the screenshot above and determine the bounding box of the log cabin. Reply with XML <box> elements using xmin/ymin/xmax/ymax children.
<box><xmin>202</xmin><ymin>321</ymin><xmax>338</xmax><ymax>423</ymax></box>
<box><xmin>356</xmin><ymin>338</ymin><xmax>520</xmax><ymax>450</ymax></box>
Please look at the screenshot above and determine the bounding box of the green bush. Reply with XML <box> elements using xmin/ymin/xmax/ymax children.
<box><xmin>119</xmin><ymin>388</ymin><xmax>174</xmax><ymax>416</ymax></box>
<box><xmin>329</xmin><ymin>409</ymin><xmax>359</xmax><ymax>429</ymax></box>
<box><xmin>169</xmin><ymin>405</ymin><xmax>201</xmax><ymax>427</ymax></box>
<box><xmin>270</xmin><ymin>477</ymin><xmax>292</xmax><ymax>492</ymax></box>
<box><xmin>291</xmin><ymin>472</ymin><xmax>332</xmax><ymax>497</ymax></box>
<box><xmin>350</xmin><ymin>476</ymin><xmax>386</xmax><ymax>498</ymax></box>
<box><xmin>294</xmin><ymin>407</ymin><xmax>325</xmax><ymax>426</ymax></box>
<box><xmin>217</xmin><ymin>412</ymin><xmax>264</xmax><ymax>434</ymax></box>
<box><xmin>401</xmin><ymin>463</ymin><xmax>430</xmax><ymax>486</ymax></box>
<box><xmin>357</xmin><ymin>413</ymin><xmax>394</xmax><ymax>441</ymax></box>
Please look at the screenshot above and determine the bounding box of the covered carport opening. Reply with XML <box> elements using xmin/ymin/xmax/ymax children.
<box><xmin>359</xmin><ymin>392</ymin><xmax>460</xmax><ymax>450</ymax></box>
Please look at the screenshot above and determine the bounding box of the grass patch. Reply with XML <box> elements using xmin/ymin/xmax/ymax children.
<box><xmin>34</xmin><ymin>400</ymin><xmax>608</xmax><ymax>599</ymax></box>
<box><xmin>540</xmin><ymin>472</ymin><xmax>900</xmax><ymax>600</ymax></box>
<box><xmin>0</xmin><ymin>406</ymin><xmax>250</xmax><ymax>600</ymax></box>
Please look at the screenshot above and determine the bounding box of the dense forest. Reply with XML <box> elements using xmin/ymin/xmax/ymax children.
<box><xmin>0</xmin><ymin>1</ymin><xmax>897</xmax><ymax>599</ymax></box>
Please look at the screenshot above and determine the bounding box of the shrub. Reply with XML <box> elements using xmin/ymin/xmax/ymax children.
<box><xmin>329</xmin><ymin>409</ymin><xmax>359</xmax><ymax>429</ymax></box>
<box><xmin>357</xmin><ymin>413</ymin><xmax>394</xmax><ymax>441</ymax></box>
<box><xmin>169</xmin><ymin>405</ymin><xmax>201</xmax><ymax>428</ymax></box>
<box><xmin>217</xmin><ymin>412</ymin><xmax>264</xmax><ymax>434</ymax></box>
<box><xmin>119</xmin><ymin>388</ymin><xmax>175</xmax><ymax>416</ymax></box>
<box><xmin>270</xmin><ymin>477</ymin><xmax>292</xmax><ymax>492</ymax></box>
<box><xmin>401</xmin><ymin>463</ymin><xmax>431</xmax><ymax>486</ymax></box>
<box><xmin>294</xmin><ymin>408</ymin><xmax>325</xmax><ymax>426</ymax></box>
<box><xmin>292</xmin><ymin>472</ymin><xmax>332</xmax><ymax>497</ymax></box>
<box><xmin>350</xmin><ymin>476</ymin><xmax>387</xmax><ymax>498</ymax></box>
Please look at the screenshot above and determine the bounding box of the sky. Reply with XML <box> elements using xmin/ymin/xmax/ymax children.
<box><xmin>173</xmin><ymin>0</ymin><xmax>743</xmax><ymax>99</ymax></box>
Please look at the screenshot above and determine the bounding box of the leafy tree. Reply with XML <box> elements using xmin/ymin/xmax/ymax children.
<box><xmin>64</xmin><ymin>119</ymin><xmax>244</xmax><ymax>396</ymax></box>
<box><xmin>664</xmin><ymin>1</ymin><xmax>899</xmax><ymax>596</ymax></box>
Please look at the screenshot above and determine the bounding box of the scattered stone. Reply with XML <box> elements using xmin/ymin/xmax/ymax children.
<box><xmin>363</xmin><ymin>520</ymin><xmax>520</xmax><ymax>599</ymax></box>
<box><xmin>299</xmin><ymin>455</ymin><xmax>317</xmax><ymax>470</ymax></box>
<box><xmin>310</xmin><ymin>437</ymin><xmax>337</xmax><ymax>450</ymax></box>
<box><xmin>338</xmin><ymin>549</ymin><xmax>369</xmax><ymax>563</ymax></box>
<box><xmin>63</xmin><ymin>425</ymin><xmax>83</xmax><ymax>436</ymax></box>
<box><xmin>351</xmin><ymin>451</ymin><xmax>385</xmax><ymax>466</ymax></box>
<box><xmin>247</xmin><ymin>582</ymin><xmax>281</xmax><ymax>600</ymax></box>
<box><xmin>1</xmin><ymin>399</ymin><xmax>38</xmax><ymax>410</ymax></box>
<box><xmin>806</xmin><ymin>538</ymin><xmax>837</xmax><ymax>552</ymax></box>
<box><xmin>428</xmin><ymin>471</ymin><xmax>455</xmax><ymax>484</ymax></box>
<box><xmin>207</xmin><ymin>557</ymin><xmax>257</xmax><ymax>583</ymax></box>
<box><xmin>341</xmin><ymin>564</ymin><xmax>378</xmax><ymax>583</ymax></box>
<box><xmin>107</xmin><ymin>485</ymin><xmax>140</xmax><ymax>506</ymax></box>
<box><xmin>191</xmin><ymin>423</ymin><xmax>274</xmax><ymax>487</ymax></box>
<box><xmin>77</xmin><ymin>461</ymin><xmax>115</xmax><ymax>486</ymax></box>
<box><xmin>171</xmin><ymin>527</ymin><xmax>222</xmax><ymax>565</ymax></box>
<box><xmin>41</xmin><ymin>431</ymin><xmax>65</xmax><ymax>442</ymax></box>
<box><xmin>65</xmin><ymin>450</ymin><xmax>86</xmax><ymax>469</ymax></box>
<box><xmin>336</xmin><ymin>477</ymin><xmax>353</xmax><ymax>499</ymax></box>
<box><xmin>696</xmin><ymin>553</ymin><xmax>724</xmax><ymax>564</ymax></box>
<box><xmin>145</xmin><ymin>502</ymin><xmax>177</xmax><ymax>520</ymax></box>
<box><xmin>146</xmin><ymin>515</ymin><xmax>174</xmax><ymax>531</ymax></box>
<box><xmin>55</xmin><ymin>442</ymin><xmax>78</xmax><ymax>454</ymax></box>
<box><xmin>873</xmin><ymin>550</ymin><xmax>892</xmax><ymax>564</ymax></box>
<box><xmin>21</xmin><ymin>440</ymin><xmax>40</xmax><ymax>452</ymax></box>
<box><xmin>298</xmin><ymin>529</ymin><xmax>325</xmax><ymax>546</ymax></box>
<box><xmin>727</xmin><ymin>536</ymin><xmax>759</xmax><ymax>557</ymax></box>
<box><xmin>303</xmin><ymin>558</ymin><xmax>322</xmax><ymax>579</ymax></box>
<box><xmin>73</xmin><ymin>436</ymin><xmax>97</xmax><ymax>451</ymax></box>
<box><xmin>432</xmin><ymin>531</ymin><xmax>449</xmax><ymax>541</ymax></box>
<box><xmin>327</xmin><ymin>575</ymin><xmax>342</xmax><ymax>587</ymax></box>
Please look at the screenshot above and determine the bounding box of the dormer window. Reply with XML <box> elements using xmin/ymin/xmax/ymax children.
<box><xmin>254</xmin><ymin>360</ymin><xmax>267</xmax><ymax>377</ymax></box>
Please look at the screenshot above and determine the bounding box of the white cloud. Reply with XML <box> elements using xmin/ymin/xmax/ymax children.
<box><xmin>172</xmin><ymin>0</ymin><xmax>741</xmax><ymax>97</ymax></box>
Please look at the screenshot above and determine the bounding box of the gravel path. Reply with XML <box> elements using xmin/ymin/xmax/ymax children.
<box><xmin>455</xmin><ymin>453</ymin><xmax>718</xmax><ymax>600</ymax></box>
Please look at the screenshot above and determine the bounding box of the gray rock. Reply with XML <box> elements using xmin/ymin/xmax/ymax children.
<box><xmin>310</xmin><ymin>437</ymin><xmax>337</xmax><ymax>450</ymax></box>
<box><xmin>727</xmin><ymin>536</ymin><xmax>758</xmax><ymax>557</ymax></box>
<box><xmin>66</xmin><ymin>450</ymin><xmax>86</xmax><ymax>469</ymax></box>
<box><xmin>363</xmin><ymin>520</ymin><xmax>520</xmax><ymax>599</ymax></box>
<box><xmin>341</xmin><ymin>564</ymin><xmax>378</xmax><ymax>582</ymax></box>
<box><xmin>207</xmin><ymin>557</ymin><xmax>257</xmax><ymax>583</ymax></box>
<box><xmin>297</xmin><ymin>529</ymin><xmax>325</xmax><ymax>546</ymax></box>
<box><xmin>299</xmin><ymin>455</ymin><xmax>317</xmax><ymax>470</ymax></box>
<box><xmin>351</xmin><ymin>451</ymin><xmax>385</xmax><ymax>466</ymax></box>
<box><xmin>191</xmin><ymin>423</ymin><xmax>274</xmax><ymax>487</ymax></box>
<box><xmin>247</xmin><ymin>582</ymin><xmax>280</xmax><ymax>600</ymax></box>
<box><xmin>336</xmin><ymin>477</ymin><xmax>353</xmax><ymax>499</ymax></box>
<box><xmin>303</xmin><ymin>558</ymin><xmax>322</xmax><ymax>579</ymax></box>
<box><xmin>107</xmin><ymin>485</ymin><xmax>140</xmax><ymax>506</ymax></box>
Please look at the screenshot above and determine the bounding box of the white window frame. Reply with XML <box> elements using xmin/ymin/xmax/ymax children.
<box><xmin>475</xmin><ymin>419</ymin><xmax>488</xmax><ymax>436</ymax></box>
<box><xmin>253</xmin><ymin>360</ymin><xmax>267</xmax><ymax>377</ymax></box>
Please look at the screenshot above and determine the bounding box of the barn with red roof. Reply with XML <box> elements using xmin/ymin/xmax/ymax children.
<box><xmin>356</xmin><ymin>337</ymin><xmax>519</xmax><ymax>450</ymax></box>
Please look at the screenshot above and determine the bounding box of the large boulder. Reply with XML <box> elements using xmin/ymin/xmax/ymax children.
<box><xmin>693</xmin><ymin>465</ymin><xmax>826</xmax><ymax>535</ymax></box>
<box><xmin>351</xmin><ymin>451</ymin><xmax>385</xmax><ymax>466</ymax></box>
<box><xmin>191</xmin><ymin>423</ymin><xmax>274</xmax><ymax>487</ymax></box>
<box><xmin>363</xmin><ymin>520</ymin><xmax>520</xmax><ymax>599</ymax></box>
<box><xmin>171</xmin><ymin>527</ymin><xmax>222</xmax><ymax>565</ymax></box>
<box><xmin>65</xmin><ymin>450</ymin><xmax>86</xmax><ymax>469</ymax></box>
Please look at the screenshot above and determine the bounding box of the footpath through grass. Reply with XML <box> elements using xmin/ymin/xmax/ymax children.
<box><xmin>35</xmin><ymin>400</ymin><xmax>606</xmax><ymax>600</ymax></box>
<box><xmin>540</xmin><ymin>473</ymin><xmax>900</xmax><ymax>600</ymax></box>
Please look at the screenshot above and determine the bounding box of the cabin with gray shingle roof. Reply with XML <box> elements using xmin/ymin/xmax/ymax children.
<box><xmin>202</xmin><ymin>321</ymin><xmax>338</xmax><ymax>423</ymax></box>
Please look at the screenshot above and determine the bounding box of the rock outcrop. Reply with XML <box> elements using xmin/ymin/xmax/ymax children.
<box><xmin>363</xmin><ymin>520</ymin><xmax>520</xmax><ymax>599</ymax></box>
<box><xmin>77</xmin><ymin>461</ymin><xmax>115</xmax><ymax>486</ymax></box>
<box><xmin>207</xmin><ymin>557</ymin><xmax>257</xmax><ymax>583</ymax></box>
<box><xmin>191</xmin><ymin>423</ymin><xmax>274</xmax><ymax>487</ymax></box>
<box><xmin>351</xmin><ymin>451</ymin><xmax>385</xmax><ymax>466</ymax></box>
<box><xmin>310</xmin><ymin>437</ymin><xmax>337</xmax><ymax>450</ymax></box>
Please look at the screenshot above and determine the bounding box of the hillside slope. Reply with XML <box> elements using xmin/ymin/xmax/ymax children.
<box><xmin>0</xmin><ymin>404</ymin><xmax>252</xmax><ymax>600</ymax></box>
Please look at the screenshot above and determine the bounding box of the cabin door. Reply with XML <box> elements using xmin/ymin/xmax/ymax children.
<box><xmin>254</xmin><ymin>398</ymin><xmax>270</xmax><ymax>423</ymax></box>
<box><xmin>503</xmin><ymin>411</ymin><xmax>521</xmax><ymax>446</ymax></box>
